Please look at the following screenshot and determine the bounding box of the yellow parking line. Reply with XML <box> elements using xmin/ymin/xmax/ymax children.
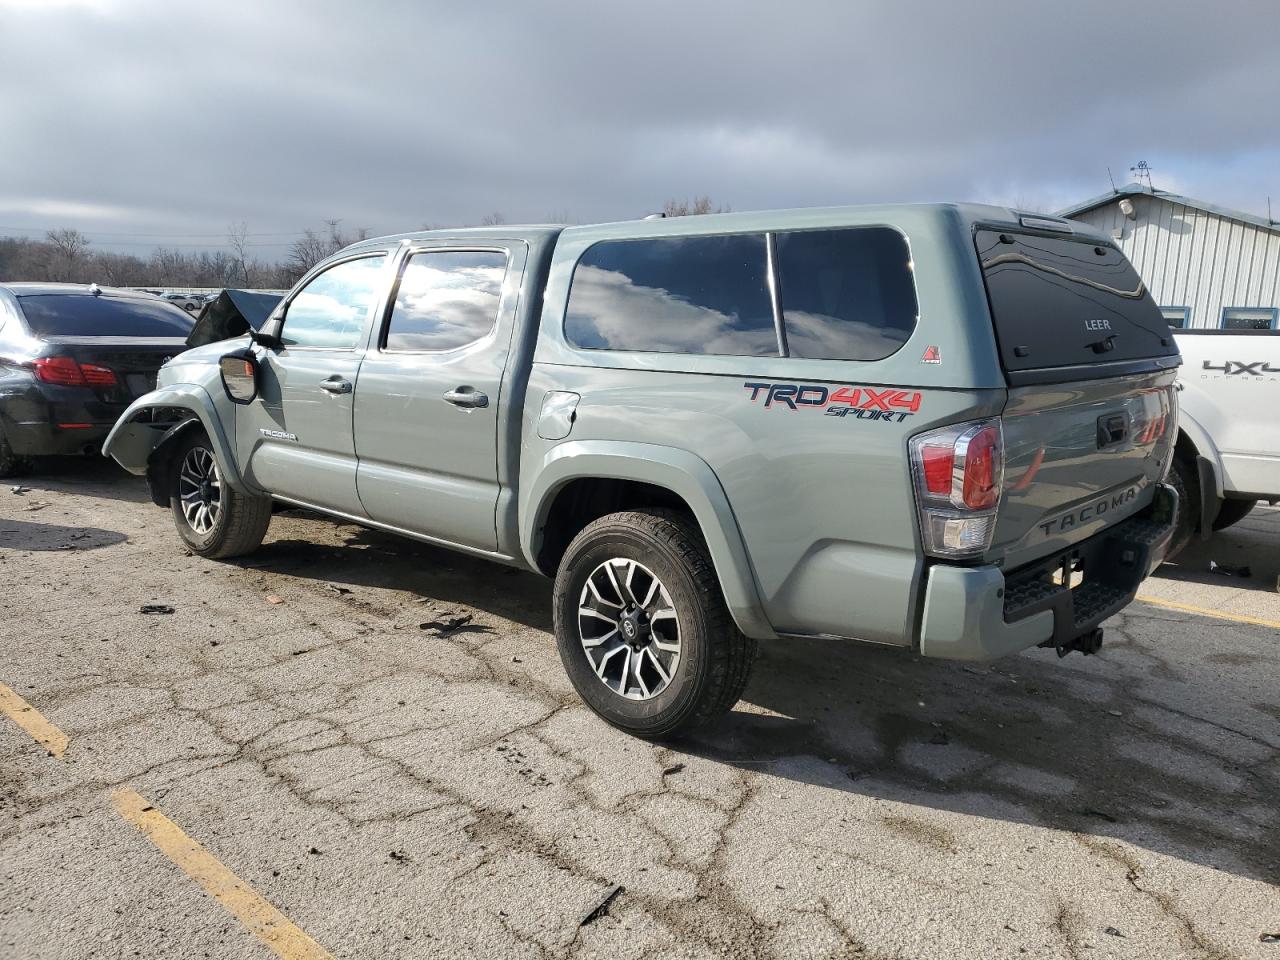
<box><xmin>111</xmin><ymin>789</ymin><xmax>335</xmax><ymax>960</ymax></box>
<box><xmin>0</xmin><ymin>682</ymin><xmax>68</xmax><ymax>757</ymax></box>
<box><xmin>1136</xmin><ymin>595</ymin><xmax>1280</xmax><ymax>631</ymax></box>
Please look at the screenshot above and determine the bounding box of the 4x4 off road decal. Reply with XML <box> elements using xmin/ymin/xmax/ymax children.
<box><xmin>743</xmin><ymin>381</ymin><xmax>922</xmax><ymax>422</ymax></box>
<box><xmin>1201</xmin><ymin>360</ymin><xmax>1279</xmax><ymax>378</ymax></box>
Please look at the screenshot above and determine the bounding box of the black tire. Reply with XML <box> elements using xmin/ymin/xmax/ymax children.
<box><xmin>1165</xmin><ymin>455</ymin><xmax>1198</xmax><ymax>561</ymax></box>
<box><xmin>169</xmin><ymin>430</ymin><xmax>271</xmax><ymax>559</ymax></box>
<box><xmin>0</xmin><ymin>422</ymin><xmax>31</xmax><ymax>479</ymax></box>
<box><xmin>1212</xmin><ymin>498</ymin><xmax>1256</xmax><ymax>532</ymax></box>
<box><xmin>553</xmin><ymin>508</ymin><xmax>757</xmax><ymax>740</ymax></box>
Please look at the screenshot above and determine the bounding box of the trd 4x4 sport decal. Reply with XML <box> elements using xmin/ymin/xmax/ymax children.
<box><xmin>743</xmin><ymin>381</ymin><xmax>922</xmax><ymax>422</ymax></box>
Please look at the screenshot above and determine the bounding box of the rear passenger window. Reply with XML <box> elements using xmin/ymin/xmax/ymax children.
<box><xmin>564</xmin><ymin>234</ymin><xmax>776</xmax><ymax>356</ymax></box>
<box><xmin>776</xmin><ymin>227</ymin><xmax>918</xmax><ymax>361</ymax></box>
<box><xmin>384</xmin><ymin>250</ymin><xmax>507</xmax><ymax>351</ymax></box>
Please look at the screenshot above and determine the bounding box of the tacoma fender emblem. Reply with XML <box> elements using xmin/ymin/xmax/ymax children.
<box><xmin>259</xmin><ymin>428</ymin><xmax>297</xmax><ymax>442</ymax></box>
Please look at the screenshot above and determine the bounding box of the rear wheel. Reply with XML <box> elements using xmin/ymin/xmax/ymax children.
<box><xmin>0</xmin><ymin>422</ymin><xmax>31</xmax><ymax>479</ymax></box>
<box><xmin>552</xmin><ymin>508</ymin><xmax>756</xmax><ymax>739</ymax></box>
<box><xmin>1212</xmin><ymin>498</ymin><xmax>1256</xmax><ymax>532</ymax></box>
<box><xmin>170</xmin><ymin>431</ymin><xmax>272</xmax><ymax>558</ymax></box>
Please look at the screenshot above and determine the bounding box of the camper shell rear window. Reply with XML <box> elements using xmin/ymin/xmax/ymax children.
<box><xmin>974</xmin><ymin>229</ymin><xmax>1178</xmax><ymax>375</ymax></box>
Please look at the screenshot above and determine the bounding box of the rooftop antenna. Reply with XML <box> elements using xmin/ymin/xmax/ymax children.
<box><xmin>1129</xmin><ymin>160</ymin><xmax>1154</xmax><ymax>191</ymax></box>
<box><xmin>1106</xmin><ymin>166</ymin><xmax>1118</xmax><ymax>193</ymax></box>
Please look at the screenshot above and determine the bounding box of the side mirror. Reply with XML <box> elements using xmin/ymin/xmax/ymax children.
<box><xmin>219</xmin><ymin>350</ymin><xmax>259</xmax><ymax>404</ymax></box>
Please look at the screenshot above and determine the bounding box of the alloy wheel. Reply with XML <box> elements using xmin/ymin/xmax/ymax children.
<box><xmin>577</xmin><ymin>558</ymin><xmax>681</xmax><ymax>700</ymax></box>
<box><xmin>178</xmin><ymin>446</ymin><xmax>222</xmax><ymax>535</ymax></box>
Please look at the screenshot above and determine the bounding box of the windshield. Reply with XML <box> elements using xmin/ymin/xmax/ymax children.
<box><xmin>974</xmin><ymin>230</ymin><xmax>1178</xmax><ymax>373</ymax></box>
<box><xmin>18</xmin><ymin>294</ymin><xmax>195</xmax><ymax>338</ymax></box>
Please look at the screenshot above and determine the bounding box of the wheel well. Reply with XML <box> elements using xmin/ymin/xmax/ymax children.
<box><xmin>535</xmin><ymin>478</ymin><xmax>696</xmax><ymax>575</ymax></box>
<box><xmin>1174</xmin><ymin>428</ymin><xmax>1199</xmax><ymax>464</ymax></box>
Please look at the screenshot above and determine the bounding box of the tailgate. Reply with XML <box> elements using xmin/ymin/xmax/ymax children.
<box><xmin>994</xmin><ymin>371</ymin><xmax>1176</xmax><ymax>567</ymax></box>
<box><xmin>971</xmin><ymin>225</ymin><xmax>1180</xmax><ymax>568</ymax></box>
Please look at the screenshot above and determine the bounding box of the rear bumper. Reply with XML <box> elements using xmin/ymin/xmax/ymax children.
<box><xmin>918</xmin><ymin>482</ymin><xmax>1177</xmax><ymax>661</ymax></box>
<box><xmin>0</xmin><ymin>389</ymin><xmax>127</xmax><ymax>456</ymax></box>
<box><xmin>2</xmin><ymin>418</ymin><xmax>114</xmax><ymax>456</ymax></box>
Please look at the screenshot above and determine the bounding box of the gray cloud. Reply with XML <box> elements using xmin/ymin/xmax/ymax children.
<box><xmin>1</xmin><ymin>0</ymin><xmax>1277</xmax><ymax>258</ymax></box>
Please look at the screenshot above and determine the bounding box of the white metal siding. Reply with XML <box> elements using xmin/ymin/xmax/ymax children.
<box><xmin>1070</xmin><ymin>196</ymin><xmax>1280</xmax><ymax>329</ymax></box>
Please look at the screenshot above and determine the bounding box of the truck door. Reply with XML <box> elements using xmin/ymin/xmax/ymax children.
<box><xmin>238</xmin><ymin>252</ymin><xmax>391</xmax><ymax>515</ymax></box>
<box><xmin>353</xmin><ymin>241</ymin><xmax>527</xmax><ymax>551</ymax></box>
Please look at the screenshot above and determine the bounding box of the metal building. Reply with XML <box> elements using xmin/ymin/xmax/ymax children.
<box><xmin>1058</xmin><ymin>184</ymin><xmax>1280</xmax><ymax>331</ymax></box>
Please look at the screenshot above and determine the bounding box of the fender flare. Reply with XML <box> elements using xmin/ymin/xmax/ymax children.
<box><xmin>520</xmin><ymin>440</ymin><xmax>775</xmax><ymax>640</ymax></box>
<box><xmin>1175</xmin><ymin>407</ymin><xmax>1224</xmax><ymax>537</ymax></box>
<box><xmin>102</xmin><ymin>383</ymin><xmax>253</xmax><ymax>494</ymax></box>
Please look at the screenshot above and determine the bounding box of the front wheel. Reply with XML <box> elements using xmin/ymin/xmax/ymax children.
<box><xmin>552</xmin><ymin>508</ymin><xmax>756</xmax><ymax>739</ymax></box>
<box><xmin>170</xmin><ymin>431</ymin><xmax>272</xmax><ymax>558</ymax></box>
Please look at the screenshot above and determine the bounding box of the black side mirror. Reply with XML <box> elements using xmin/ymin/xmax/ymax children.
<box><xmin>219</xmin><ymin>349</ymin><xmax>259</xmax><ymax>404</ymax></box>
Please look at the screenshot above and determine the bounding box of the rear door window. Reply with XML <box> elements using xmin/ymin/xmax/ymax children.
<box><xmin>17</xmin><ymin>295</ymin><xmax>194</xmax><ymax>338</ymax></box>
<box><xmin>564</xmin><ymin>234</ymin><xmax>776</xmax><ymax>356</ymax></box>
<box><xmin>775</xmin><ymin>227</ymin><xmax>917</xmax><ymax>361</ymax></box>
<box><xmin>974</xmin><ymin>230</ymin><xmax>1178</xmax><ymax>372</ymax></box>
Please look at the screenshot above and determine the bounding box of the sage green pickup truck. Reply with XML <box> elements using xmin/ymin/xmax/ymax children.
<box><xmin>104</xmin><ymin>204</ymin><xmax>1180</xmax><ymax>737</ymax></box>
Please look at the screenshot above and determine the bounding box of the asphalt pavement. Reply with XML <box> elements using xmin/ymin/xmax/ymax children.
<box><xmin>2</xmin><ymin>459</ymin><xmax>1278</xmax><ymax>959</ymax></box>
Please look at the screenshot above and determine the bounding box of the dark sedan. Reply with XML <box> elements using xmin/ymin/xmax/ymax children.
<box><xmin>0</xmin><ymin>283</ymin><xmax>193</xmax><ymax>476</ymax></box>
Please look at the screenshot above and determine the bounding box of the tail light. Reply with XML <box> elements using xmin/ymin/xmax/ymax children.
<box><xmin>909</xmin><ymin>418</ymin><xmax>1005</xmax><ymax>558</ymax></box>
<box><xmin>32</xmin><ymin>357</ymin><xmax>118</xmax><ymax>387</ymax></box>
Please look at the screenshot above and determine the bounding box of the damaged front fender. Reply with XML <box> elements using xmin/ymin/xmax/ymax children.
<box><xmin>103</xmin><ymin>383</ymin><xmax>253</xmax><ymax>498</ymax></box>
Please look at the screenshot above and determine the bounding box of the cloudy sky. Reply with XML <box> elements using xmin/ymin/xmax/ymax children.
<box><xmin>1</xmin><ymin>0</ymin><xmax>1277</xmax><ymax>260</ymax></box>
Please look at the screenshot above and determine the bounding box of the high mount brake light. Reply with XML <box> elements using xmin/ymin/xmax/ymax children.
<box><xmin>32</xmin><ymin>357</ymin><xmax>118</xmax><ymax>387</ymax></box>
<box><xmin>909</xmin><ymin>418</ymin><xmax>1005</xmax><ymax>559</ymax></box>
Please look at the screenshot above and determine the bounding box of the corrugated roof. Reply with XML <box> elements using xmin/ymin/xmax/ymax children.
<box><xmin>1057</xmin><ymin>183</ymin><xmax>1280</xmax><ymax>234</ymax></box>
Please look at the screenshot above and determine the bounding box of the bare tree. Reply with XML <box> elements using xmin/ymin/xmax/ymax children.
<box><xmin>479</xmin><ymin>212</ymin><xmax>506</xmax><ymax>226</ymax></box>
<box><xmin>286</xmin><ymin>219</ymin><xmax>369</xmax><ymax>281</ymax></box>
<box><xmin>227</xmin><ymin>221</ymin><xmax>252</xmax><ymax>287</ymax></box>
<box><xmin>661</xmin><ymin>196</ymin><xmax>729</xmax><ymax>217</ymax></box>
<box><xmin>45</xmin><ymin>229</ymin><xmax>90</xmax><ymax>281</ymax></box>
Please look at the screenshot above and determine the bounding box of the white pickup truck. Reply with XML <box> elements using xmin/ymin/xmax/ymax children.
<box><xmin>1167</xmin><ymin>329</ymin><xmax>1280</xmax><ymax>556</ymax></box>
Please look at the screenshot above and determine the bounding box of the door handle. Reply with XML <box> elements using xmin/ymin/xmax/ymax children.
<box><xmin>319</xmin><ymin>376</ymin><xmax>352</xmax><ymax>395</ymax></box>
<box><xmin>443</xmin><ymin>386</ymin><xmax>488</xmax><ymax>409</ymax></box>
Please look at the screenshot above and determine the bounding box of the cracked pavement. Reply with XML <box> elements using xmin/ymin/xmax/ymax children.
<box><xmin>2</xmin><ymin>460</ymin><xmax>1279</xmax><ymax>959</ymax></box>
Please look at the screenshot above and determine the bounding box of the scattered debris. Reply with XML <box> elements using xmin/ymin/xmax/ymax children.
<box><xmin>24</xmin><ymin>501</ymin><xmax>51</xmax><ymax>512</ymax></box>
<box><xmin>662</xmin><ymin>763</ymin><xmax>686</xmax><ymax>776</ymax></box>
<box><xmin>578</xmin><ymin>883</ymin><xmax>623</xmax><ymax>927</ymax></box>
<box><xmin>291</xmin><ymin>648</ymin><xmax>315</xmax><ymax>657</ymax></box>
<box><xmin>1104</xmin><ymin>927</ymin><xmax>1125</xmax><ymax>938</ymax></box>
<box><xmin>1107</xmin><ymin>709</ymin><xmax>1123</xmax><ymax>717</ymax></box>
<box><xmin>929</xmin><ymin>731</ymin><xmax>950</xmax><ymax>745</ymax></box>
<box><xmin>10</xmin><ymin>485</ymin><xmax>29</xmax><ymax>494</ymax></box>
<box><xmin>265</xmin><ymin>594</ymin><xmax>284</xmax><ymax>605</ymax></box>
<box><xmin>323</xmin><ymin>584</ymin><xmax>352</xmax><ymax>595</ymax></box>
<box><xmin>389</xmin><ymin>850</ymin><xmax>410</xmax><ymax>862</ymax></box>
<box><xmin>139</xmin><ymin>604</ymin><xmax>175</xmax><ymax>615</ymax></box>
<box><xmin>1261</xmin><ymin>932</ymin><xmax>1280</xmax><ymax>944</ymax></box>
<box><xmin>308</xmin><ymin>846</ymin><xmax>321</xmax><ymax>855</ymax></box>
<box><xmin>419</xmin><ymin>614</ymin><xmax>472</xmax><ymax>636</ymax></box>
<box><xmin>511</xmin><ymin>655</ymin><xmax>522</xmax><ymax>663</ymax></box>
<box><xmin>1209</xmin><ymin>560</ymin><xmax>1251</xmax><ymax>578</ymax></box>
